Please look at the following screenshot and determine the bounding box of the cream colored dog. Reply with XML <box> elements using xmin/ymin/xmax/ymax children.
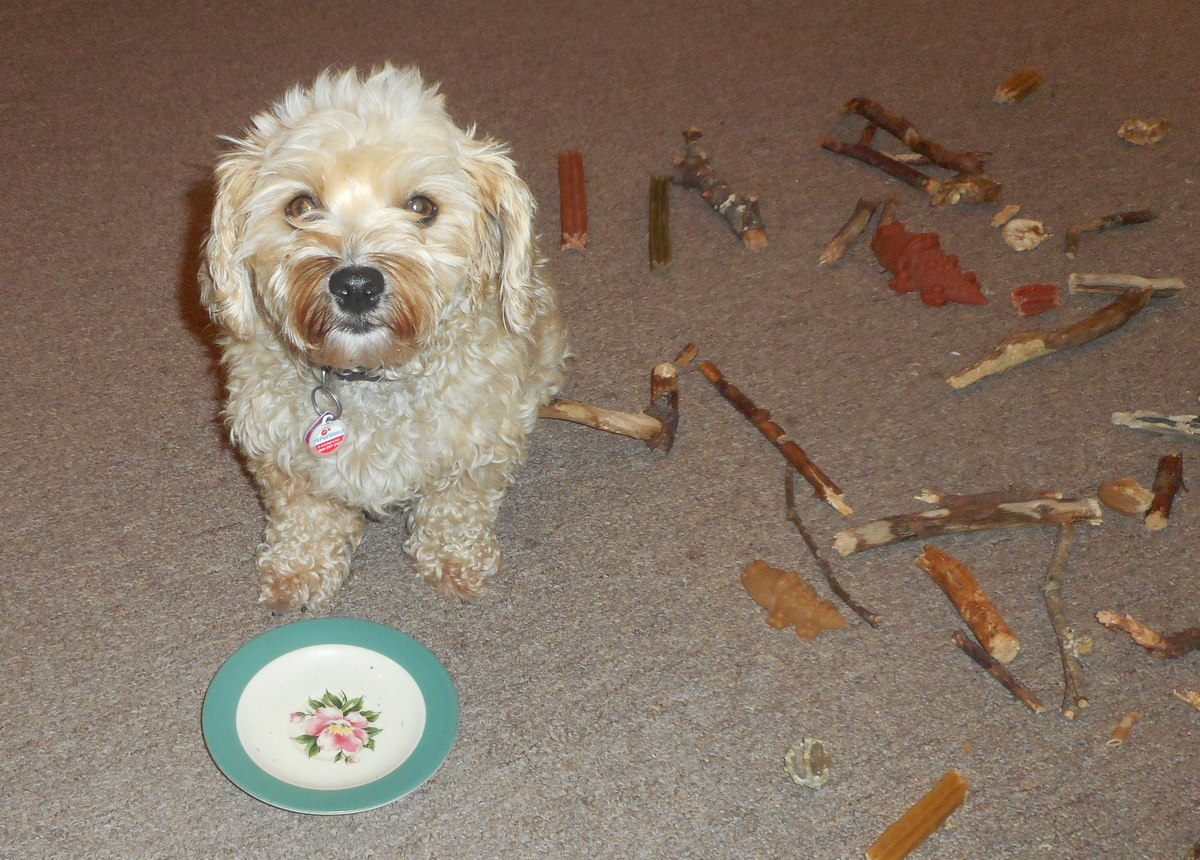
<box><xmin>200</xmin><ymin>66</ymin><xmax>566</xmax><ymax>611</ymax></box>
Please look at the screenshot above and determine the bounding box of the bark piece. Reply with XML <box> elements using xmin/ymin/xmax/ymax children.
<box><xmin>1010</xmin><ymin>283</ymin><xmax>1060</xmax><ymax>317</ymax></box>
<box><xmin>990</xmin><ymin>204</ymin><xmax>1021</xmax><ymax>227</ymax></box>
<box><xmin>871</xmin><ymin>219</ymin><xmax>987</xmax><ymax>306</ymax></box>
<box><xmin>1002</xmin><ymin>219</ymin><xmax>1050</xmax><ymax>251</ymax></box>
<box><xmin>557</xmin><ymin>150</ymin><xmax>588</xmax><ymax>250</ymax></box>
<box><xmin>648</xmin><ymin>175</ymin><xmax>672</xmax><ymax>271</ymax></box>
<box><xmin>952</xmin><ymin>630</ymin><xmax>1046</xmax><ymax>714</ymax></box>
<box><xmin>865</xmin><ymin>770</ymin><xmax>970</xmax><ymax>860</ymax></box>
<box><xmin>1042</xmin><ymin>522</ymin><xmax>1089</xmax><ymax>719</ymax></box>
<box><xmin>948</xmin><ymin>287</ymin><xmax>1153</xmax><ymax>389</ymax></box>
<box><xmin>819</xmin><ymin>197</ymin><xmax>879</xmax><ymax>265</ymax></box>
<box><xmin>916</xmin><ymin>545</ymin><xmax>1019</xmax><ymax>663</ymax></box>
<box><xmin>1111</xmin><ymin>411</ymin><xmax>1200</xmax><ymax>439</ymax></box>
<box><xmin>786</xmin><ymin>471</ymin><xmax>881</xmax><ymax>627</ymax></box>
<box><xmin>1098</xmin><ymin>477</ymin><xmax>1154</xmax><ymax>517</ymax></box>
<box><xmin>1069</xmin><ymin>272</ymin><xmax>1185</xmax><ymax>297</ymax></box>
<box><xmin>698</xmin><ymin>359</ymin><xmax>851</xmax><ymax>516</ymax></box>
<box><xmin>741</xmin><ymin>560</ymin><xmax>847</xmax><ymax>639</ymax></box>
<box><xmin>834</xmin><ymin>491</ymin><xmax>1101</xmax><ymax>557</ymax></box>
<box><xmin>1096</xmin><ymin>611</ymin><xmax>1200</xmax><ymax>659</ymax></box>
<box><xmin>1106</xmin><ymin>711</ymin><xmax>1141</xmax><ymax>746</ymax></box>
<box><xmin>1145</xmin><ymin>452</ymin><xmax>1184</xmax><ymax>531</ymax></box>
<box><xmin>843</xmin><ymin>98</ymin><xmax>986</xmax><ymax>176</ymax></box>
<box><xmin>930</xmin><ymin>173</ymin><xmax>1003</xmax><ymax>206</ymax></box>
<box><xmin>993</xmin><ymin>67</ymin><xmax>1044</xmax><ymax>104</ymax></box>
<box><xmin>674</xmin><ymin>128</ymin><xmax>766</xmax><ymax>251</ymax></box>
<box><xmin>1117</xmin><ymin>117</ymin><xmax>1170</xmax><ymax>145</ymax></box>
<box><xmin>1064</xmin><ymin>209</ymin><xmax>1155</xmax><ymax>258</ymax></box>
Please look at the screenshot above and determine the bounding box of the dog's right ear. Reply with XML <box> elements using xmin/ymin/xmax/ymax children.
<box><xmin>199</xmin><ymin>148</ymin><xmax>259</xmax><ymax>337</ymax></box>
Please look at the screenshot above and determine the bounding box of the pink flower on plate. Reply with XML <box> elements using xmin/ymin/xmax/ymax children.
<box><xmin>303</xmin><ymin>707</ymin><xmax>370</xmax><ymax>756</ymax></box>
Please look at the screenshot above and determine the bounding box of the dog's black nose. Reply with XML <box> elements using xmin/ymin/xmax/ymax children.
<box><xmin>329</xmin><ymin>266</ymin><xmax>385</xmax><ymax>315</ymax></box>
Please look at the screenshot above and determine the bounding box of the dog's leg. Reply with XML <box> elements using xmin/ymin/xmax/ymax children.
<box><xmin>405</xmin><ymin>465</ymin><xmax>513</xmax><ymax>599</ymax></box>
<box><xmin>253</xmin><ymin>463</ymin><xmax>365</xmax><ymax>611</ymax></box>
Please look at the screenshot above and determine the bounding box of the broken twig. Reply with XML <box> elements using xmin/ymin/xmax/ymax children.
<box><xmin>1042</xmin><ymin>522</ymin><xmax>1089</xmax><ymax>719</ymax></box>
<box><xmin>833</xmin><ymin>490</ymin><xmax>1101</xmax><ymax>557</ymax></box>
<box><xmin>1064</xmin><ymin>209</ymin><xmax>1155</xmax><ymax>258</ymax></box>
<box><xmin>1068</xmin><ymin>272</ymin><xmax>1185</xmax><ymax>297</ymax></box>
<box><xmin>674</xmin><ymin>128</ymin><xmax>766</xmax><ymax>251</ymax></box>
<box><xmin>1106</xmin><ymin>711</ymin><xmax>1141</xmax><ymax>746</ymax></box>
<box><xmin>557</xmin><ymin>150</ymin><xmax>588</xmax><ymax>251</ymax></box>
<box><xmin>1172</xmin><ymin>688</ymin><xmax>1200</xmax><ymax>712</ymax></box>
<box><xmin>818</xmin><ymin>197</ymin><xmax>879</xmax><ymax>265</ymax></box>
<box><xmin>1096</xmin><ymin>611</ymin><xmax>1200</xmax><ymax>659</ymax></box>
<box><xmin>948</xmin><ymin>286</ymin><xmax>1154</xmax><ymax>389</ymax></box>
<box><xmin>785</xmin><ymin>471</ymin><xmax>881</xmax><ymax>627</ymax></box>
<box><xmin>843</xmin><ymin>98</ymin><xmax>986</xmax><ymax>176</ymax></box>
<box><xmin>698</xmin><ymin>359</ymin><xmax>851</xmax><ymax>516</ymax></box>
<box><xmin>952</xmin><ymin>630</ymin><xmax>1046</xmax><ymax>714</ymax></box>
<box><xmin>1111</xmin><ymin>411</ymin><xmax>1200</xmax><ymax>440</ymax></box>
<box><xmin>648</xmin><ymin>175</ymin><xmax>672</xmax><ymax>272</ymax></box>
<box><xmin>819</xmin><ymin>137</ymin><xmax>940</xmax><ymax>194</ymax></box>
<box><xmin>917</xmin><ymin>545</ymin><xmax>1019</xmax><ymax>663</ymax></box>
<box><xmin>1145</xmin><ymin>452</ymin><xmax>1184</xmax><ymax>532</ymax></box>
<box><xmin>540</xmin><ymin>362</ymin><xmax>679</xmax><ymax>452</ymax></box>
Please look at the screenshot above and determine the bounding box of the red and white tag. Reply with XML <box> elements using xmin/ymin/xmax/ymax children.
<box><xmin>305</xmin><ymin>412</ymin><xmax>347</xmax><ymax>457</ymax></box>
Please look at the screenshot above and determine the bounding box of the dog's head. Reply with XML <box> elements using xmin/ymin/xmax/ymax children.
<box><xmin>200</xmin><ymin>65</ymin><xmax>541</xmax><ymax>370</ymax></box>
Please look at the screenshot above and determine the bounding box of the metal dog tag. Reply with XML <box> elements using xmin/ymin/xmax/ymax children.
<box><xmin>305</xmin><ymin>412</ymin><xmax>348</xmax><ymax>457</ymax></box>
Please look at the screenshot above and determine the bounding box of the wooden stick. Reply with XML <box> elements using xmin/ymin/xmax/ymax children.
<box><xmin>1106</xmin><ymin>711</ymin><xmax>1141</xmax><ymax>746</ymax></box>
<box><xmin>952</xmin><ymin>630</ymin><xmax>1046</xmax><ymax>714</ymax></box>
<box><xmin>648</xmin><ymin>175</ymin><xmax>672</xmax><ymax>272</ymax></box>
<box><xmin>673</xmin><ymin>341</ymin><xmax>699</xmax><ymax>371</ymax></box>
<box><xmin>785</xmin><ymin>471</ymin><xmax>881</xmax><ymax>627</ymax></box>
<box><xmin>557</xmin><ymin>150</ymin><xmax>588</xmax><ymax>251</ymax></box>
<box><xmin>1096</xmin><ymin>611</ymin><xmax>1200</xmax><ymax>658</ymax></box>
<box><xmin>1172</xmin><ymin>688</ymin><xmax>1200</xmax><ymax>712</ymax></box>
<box><xmin>539</xmin><ymin>363</ymin><xmax>680</xmax><ymax>452</ymax></box>
<box><xmin>864</xmin><ymin>769</ymin><xmax>970</xmax><ymax>860</ymax></box>
<box><xmin>948</xmin><ymin>287</ymin><xmax>1153</xmax><ymax>389</ymax></box>
<box><xmin>697</xmin><ymin>359</ymin><xmax>851</xmax><ymax>516</ymax></box>
<box><xmin>1069</xmin><ymin>272</ymin><xmax>1185</xmax><ymax>297</ymax></box>
<box><xmin>1111</xmin><ymin>411</ymin><xmax>1200</xmax><ymax>439</ymax></box>
<box><xmin>1144</xmin><ymin>452</ymin><xmax>1184</xmax><ymax>531</ymax></box>
<box><xmin>834</xmin><ymin>492</ymin><xmax>1101</xmax><ymax>557</ymax></box>
<box><xmin>1042</xmin><ymin>522</ymin><xmax>1089</xmax><ymax>719</ymax></box>
<box><xmin>843</xmin><ymin>98</ymin><xmax>987</xmax><ymax>176</ymax></box>
<box><xmin>993</xmin><ymin>67</ymin><xmax>1044</xmax><ymax>104</ymax></box>
<box><xmin>674</xmin><ymin>128</ymin><xmax>766</xmax><ymax>251</ymax></box>
<box><xmin>916</xmin><ymin>545</ymin><xmax>1019</xmax><ymax>663</ymax></box>
<box><xmin>819</xmin><ymin>137</ymin><xmax>940</xmax><ymax>194</ymax></box>
<box><xmin>1064</xmin><ymin>209</ymin><xmax>1155</xmax><ymax>258</ymax></box>
<box><xmin>819</xmin><ymin>197</ymin><xmax>879</xmax><ymax>265</ymax></box>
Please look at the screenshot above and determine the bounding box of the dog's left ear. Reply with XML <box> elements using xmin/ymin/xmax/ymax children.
<box><xmin>463</xmin><ymin>140</ymin><xmax>544</xmax><ymax>333</ymax></box>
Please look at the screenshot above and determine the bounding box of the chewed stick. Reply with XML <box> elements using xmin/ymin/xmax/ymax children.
<box><xmin>819</xmin><ymin>197</ymin><xmax>879</xmax><ymax>265</ymax></box>
<box><xmin>917</xmin><ymin>545</ymin><xmax>1019</xmax><ymax>663</ymax></box>
<box><xmin>1064</xmin><ymin>209</ymin><xmax>1154</xmax><ymax>258</ymax></box>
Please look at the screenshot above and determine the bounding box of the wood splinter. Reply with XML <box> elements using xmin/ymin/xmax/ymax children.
<box><xmin>786</xmin><ymin>471</ymin><xmax>881</xmax><ymax>627</ymax></box>
<box><xmin>1106</xmin><ymin>711</ymin><xmax>1141</xmax><ymax>747</ymax></box>
<box><xmin>540</xmin><ymin>362</ymin><xmax>679</xmax><ymax>452</ymax></box>
<box><xmin>834</xmin><ymin>490</ymin><xmax>1101</xmax><ymax>557</ymax></box>
<box><xmin>697</xmin><ymin>358</ymin><xmax>851</xmax><ymax>516</ymax></box>
<box><xmin>1095</xmin><ymin>610</ymin><xmax>1200</xmax><ymax>659</ymax></box>
<box><xmin>864</xmin><ymin>769</ymin><xmax>970</xmax><ymax>860</ymax></box>
<box><xmin>1145</xmin><ymin>452</ymin><xmax>1184</xmax><ymax>532</ymax></box>
<box><xmin>1043</xmin><ymin>522</ymin><xmax>1089</xmax><ymax>719</ymax></box>
<box><xmin>1068</xmin><ymin>272</ymin><xmax>1185</xmax><ymax>298</ymax></box>
<box><xmin>673</xmin><ymin>128</ymin><xmax>766</xmax><ymax>251</ymax></box>
<box><xmin>1064</xmin><ymin>209</ymin><xmax>1155</xmax><ymax>258</ymax></box>
<box><xmin>819</xmin><ymin>197</ymin><xmax>879</xmax><ymax>265</ymax></box>
<box><xmin>952</xmin><ymin>630</ymin><xmax>1046</xmax><ymax>714</ymax></box>
<box><xmin>948</xmin><ymin>286</ymin><xmax>1154</xmax><ymax>389</ymax></box>
<box><xmin>1111</xmin><ymin>411</ymin><xmax>1200</xmax><ymax>440</ymax></box>
<box><xmin>917</xmin><ymin>545</ymin><xmax>1019</xmax><ymax>663</ymax></box>
<box><xmin>557</xmin><ymin>150</ymin><xmax>588</xmax><ymax>251</ymax></box>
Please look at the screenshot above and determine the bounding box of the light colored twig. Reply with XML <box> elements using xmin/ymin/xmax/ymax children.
<box><xmin>1042</xmin><ymin>522</ymin><xmax>1089</xmax><ymax>719</ymax></box>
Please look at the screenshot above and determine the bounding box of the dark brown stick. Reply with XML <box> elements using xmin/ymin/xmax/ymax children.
<box><xmin>558</xmin><ymin>150</ymin><xmax>588</xmax><ymax>250</ymax></box>
<box><xmin>819</xmin><ymin>137</ymin><xmax>940</xmax><ymax>195</ymax></box>
<box><xmin>674</xmin><ymin>128</ymin><xmax>766</xmax><ymax>251</ymax></box>
<box><xmin>1042</xmin><ymin>522</ymin><xmax>1089</xmax><ymax>719</ymax></box>
<box><xmin>785</xmin><ymin>471</ymin><xmax>881</xmax><ymax>627</ymax></box>
<box><xmin>649</xmin><ymin>175</ymin><xmax>672</xmax><ymax>271</ymax></box>
<box><xmin>952</xmin><ymin>630</ymin><xmax>1046</xmax><ymax>714</ymax></box>
<box><xmin>698</xmin><ymin>359</ymin><xmax>851</xmax><ymax>516</ymax></box>
<box><xmin>1145</xmin><ymin>452</ymin><xmax>1184</xmax><ymax>531</ymax></box>
<box><xmin>843</xmin><ymin>97</ymin><xmax>987</xmax><ymax>176</ymax></box>
<box><xmin>948</xmin><ymin>287</ymin><xmax>1154</xmax><ymax>389</ymax></box>
<box><xmin>1064</xmin><ymin>209</ymin><xmax>1155</xmax><ymax>258</ymax></box>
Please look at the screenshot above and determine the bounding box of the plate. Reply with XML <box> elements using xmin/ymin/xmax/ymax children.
<box><xmin>203</xmin><ymin>618</ymin><xmax>458</xmax><ymax>814</ymax></box>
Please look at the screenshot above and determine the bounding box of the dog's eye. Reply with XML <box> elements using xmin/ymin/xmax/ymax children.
<box><xmin>402</xmin><ymin>195</ymin><xmax>438</xmax><ymax>224</ymax></box>
<box><xmin>285</xmin><ymin>194</ymin><xmax>319</xmax><ymax>221</ymax></box>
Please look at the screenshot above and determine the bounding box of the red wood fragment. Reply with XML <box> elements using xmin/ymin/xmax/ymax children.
<box><xmin>870</xmin><ymin>220</ymin><xmax>987</xmax><ymax>306</ymax></box>
<box><xmin>1010</xmin><ymin>283</ymin><xmax>1061</xmax><ymax>317</ymax></box>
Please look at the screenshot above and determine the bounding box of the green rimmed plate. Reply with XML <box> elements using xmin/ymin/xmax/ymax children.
<box><xmin>203</xmin><ymin>618</ymin><xmax>458</xmax><ymax>814</ymax></box>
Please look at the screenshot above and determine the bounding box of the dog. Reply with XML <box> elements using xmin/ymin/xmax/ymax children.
<box><xmin>200</xmin><ymin>65</ymin><xmax>566</xmax><ymax>611</ymax></box>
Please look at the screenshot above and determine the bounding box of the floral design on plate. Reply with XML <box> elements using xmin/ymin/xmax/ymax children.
<box><xmin>291</xmin><ymin>690</ymin><xmax>381</xmax><ymax>764</ymax></box>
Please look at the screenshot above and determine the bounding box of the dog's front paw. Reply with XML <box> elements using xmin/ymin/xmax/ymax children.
<box><xmin>256</xmin><ymin>550</ymin><xmax>350</xmax><ymax>613</ymax></box>
<box><xmin>426</xmin><ymin>559</ymin><xmax>490</xmax><ymax>601</ymax></box>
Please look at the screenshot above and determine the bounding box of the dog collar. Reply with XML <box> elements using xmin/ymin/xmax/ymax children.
<box><xmin>326</xmin><ymin>366</ymin><xmax>382</xmax><ymax>382</ymax></box>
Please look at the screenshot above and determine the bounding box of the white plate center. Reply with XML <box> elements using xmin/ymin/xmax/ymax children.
<box><xmin>235</xmin><ymin>643</ymin><xmax>426</xmax><ymax>791</ymax></box>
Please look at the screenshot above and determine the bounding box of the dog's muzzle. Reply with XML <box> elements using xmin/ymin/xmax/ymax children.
<box><xmin>329</xmin><ymin>265</ymin><xmax>385</xmax><ymax>316</ymax></box>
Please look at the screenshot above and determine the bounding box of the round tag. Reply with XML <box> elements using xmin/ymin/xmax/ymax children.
<box><xmin>305</xmin><ymin>412</ymin><xmax>348</xmax><ymax>457</ymax></box>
